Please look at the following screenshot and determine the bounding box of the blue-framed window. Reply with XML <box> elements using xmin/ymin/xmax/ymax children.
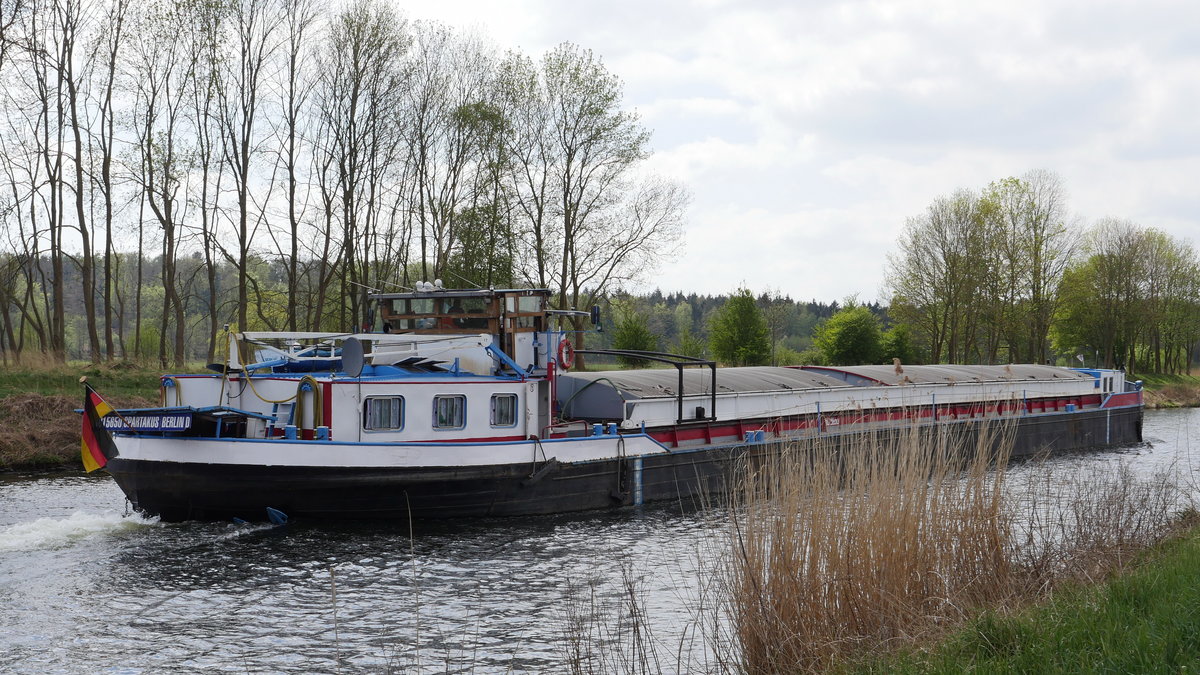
<box><xmin>433</xmin><ymin>395</ymin><xmax>466</xmax><ymax>430</ymax></box>
<box><xmin>363</xmin><ymin>396</ymin><xmax>404</xmax><ymax>431</ymax></box>
<box><xmin>491</xmin><ymin>394</ymin><xmax>518</xmax><ymax>427</ymax></box>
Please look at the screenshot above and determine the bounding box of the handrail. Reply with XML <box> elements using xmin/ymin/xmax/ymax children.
<box><xmin>573</xmin><ymin>349</ymin><xmax>718</xmax><ymax>424</ymax></box>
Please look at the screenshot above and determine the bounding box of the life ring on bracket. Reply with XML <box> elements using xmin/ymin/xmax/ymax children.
<box><xmin>557</xmin><ymin>339</ymin><xmax>576</xmax><ymax>369</ymax></box>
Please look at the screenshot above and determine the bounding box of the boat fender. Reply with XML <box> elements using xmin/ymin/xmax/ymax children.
<box><xmin>266</xmin><ymin>507</ymin><xmax>289</xmax><ymax>526</ymax></box>
<box><xmin>557</xmin><ymin>339</ymin><xmax>575</xmax><ymax>369</ymax></box>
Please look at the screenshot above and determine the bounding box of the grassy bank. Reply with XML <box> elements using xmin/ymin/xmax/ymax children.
<box><xmin>1137</xmin><ymin>372</ymin><xmax>1200</xmax><ymax>408</ymax></box>
<box><xmin>0</xmin><ymin>362</ymin><xmax>164</xmax><ymax>471</ymax></box>
<box><xmin>0</xmin><ymin>360</ymin><xmax>167</xmax><ymax>399</ymax></box>
<box><xmin>862</xmin><ymin>519</ymin><xmax>1200</xmax><ymax>672</ymax></box>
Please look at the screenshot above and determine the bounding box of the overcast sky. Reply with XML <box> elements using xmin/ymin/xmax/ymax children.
<box><xmin>405</xmin><ymin>0</ymin><xmax>1199</xmax><ymax>303</ymax></box>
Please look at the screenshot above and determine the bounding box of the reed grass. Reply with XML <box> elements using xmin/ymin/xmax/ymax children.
<box><xmin>561</xmin><ymin>566</ymin><xmax>662</xmax><ymax>675</ymax></box>
<box><xmin>720</xmin><ymin>422</ymin><xmax>1015</xmax><ymax>673</ymax></box>
<box><xmin>718</xmin><ymin>418</ymin><xmax>1192</xmax><ymax>673</ymax></box>
<box><xmin>558</xmin><ymin>548</ymin><xmax>742</xmax><ymax>675</ymax></box>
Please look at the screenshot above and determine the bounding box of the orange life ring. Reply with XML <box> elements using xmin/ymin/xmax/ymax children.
<box><xmin>557</xmin><ymin>339</ymin><xmax>576</xmax><ymax>369</ymax></box>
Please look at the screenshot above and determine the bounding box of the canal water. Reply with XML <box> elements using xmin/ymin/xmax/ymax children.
<box><xmin>1</xmin><ymin>408</ymin><xmax>1197</xmax><ymax>674</ymax></box>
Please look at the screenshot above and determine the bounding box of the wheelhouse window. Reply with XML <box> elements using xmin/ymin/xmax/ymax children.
<box><xmin>363</xmin><ymin>396</ymin><xmax>404</xmax><ymax>431</ymax></box>
<box><xmin>491</xmin><ymin>394</ymin><xmax>518</xmax><ymax>427</ymax></box>
<box><xmin>433</xmin><ymin>395</ymin><xmax>466</xmax><ymax>430</ymax></box>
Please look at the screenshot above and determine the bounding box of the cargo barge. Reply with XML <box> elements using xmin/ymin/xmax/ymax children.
<box><xmin>85</xmin><ymin>286</ymin><xmax>1143</xmax><ymax>521</ymax></box>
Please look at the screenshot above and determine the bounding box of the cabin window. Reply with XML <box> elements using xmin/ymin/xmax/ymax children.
<box><xmin>363</xmin><ymin>396</ymin><xmax>404</xmax><ymax>431</ymax></box>
<box><xmin>433</xmin><ymin>395</ymin><xmax>467</xmax><ymax>430</ymax></box>
<box><xmin>491</xmin><ymin>394</ymin><xmax>518</xmax><ymax>427</ymax></box>
<box><xmin>504</xmin><ymin>295</ymin><xmax>544</xmax><ymax>329</ymax></box>
<box><xmin>505</xmin><ymin>295</ymin><xmax>543</xmax><ymax>313</ymax></box>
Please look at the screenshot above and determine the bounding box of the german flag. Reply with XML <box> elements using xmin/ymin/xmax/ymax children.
<box><xmin>81</xmin><ymin>383</ymin><xmax>118</xmax><ymax>473</ymax></box>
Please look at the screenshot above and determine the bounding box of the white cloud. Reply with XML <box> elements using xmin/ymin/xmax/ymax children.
<box><xmin>402</xmin><ymin>0</ymin><xmax>1200</xmax><ymax>302</ymax></box>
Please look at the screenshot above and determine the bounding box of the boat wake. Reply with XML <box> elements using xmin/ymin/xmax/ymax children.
<box><xmin>213</xmin><ymin>521</ymin><xmax>279</xmax><ymax>540</ymax></box>
<box><xmin>0</xmin><ymin>511</ymin><xmax>158</xmax><ymax>552</ymax></box>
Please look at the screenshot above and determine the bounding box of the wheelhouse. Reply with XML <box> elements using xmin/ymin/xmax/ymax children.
<box><xmin>374</xmin><ymin>288</ymin><xmax>553</xmax><ymax>367</ymax></box>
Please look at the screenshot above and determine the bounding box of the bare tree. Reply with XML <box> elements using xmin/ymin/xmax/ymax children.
<box><xmin>314</xmin><ymin>0</ymin><xmax>408</xmax><ymax>329</ymax></box>
<box><xmin>130</xmin><ymin>0</ymin><xmax>198</xmax><ymax>367</ymax></box>
<box><xmin>0</xmin><ymin>0</ymin><xmax>27</xmax><ymax>67</ymax></box>
<box><xmin>20</xmin><ymin>0</ymin><xmax>69</xmax><ymax>360</ymax></box>
<box><xmin>217</xmin><ymin>0</ymin><xmax>280</xmax><ymax>331</ymax></box>
<box><xmin>504</xmin><ymin>43</ymin><xmax>685</xmax><ymax>364</ymax></box>
<box><xmin>49</xmin><ymin>0</ymin><xmax>105</xmax><ymax>361</ymax></box>
<box><xmin>558</xmin><ymin>174</ymin><xmax>687</xmax><ymax>321</ymax></box>
<box><xmin>0</xmin><ymin>19</ymin><xmax>51</xmax><ymax>358</ymax></box>
<box><xmin>90</xmin><ymin>0</ymin><xmax>129</xmax><ymax>360</ymax></box>
<box><xmin>267</xmin><ymin>0</ymin><xmax>318</xmax><ymax>331</ymax></box>
<box><xmin>405</xmin><ymin>23</ymin><xmax>496</xmax><ymax>282</ymax></box>
<box><xmin>0</xmin><ymin>5</ymin><xmax>700</xmax><ymax>366</ymax></box>
<box><xmin>983</xmin><ymin>170</ymin><xmax>1077</xmax><ymax>363</ymax></box>
<box><xmin>497</xmin><ymin>51</ymin><xmax>554</xmax><ymax>288</ymax></box>
<box><xmin>187</xmin><ymin>0</ymin><xmax>225</xmax><ymax>361</ymax></box>
<box><xmin>1056</xmin><ymin>219</ymin><xmax>1147</xmax><ymax>371</ymax></box>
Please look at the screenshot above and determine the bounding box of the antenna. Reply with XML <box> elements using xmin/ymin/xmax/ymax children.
<box><xmin>440</xmin><ymin>269</ymin><xmax>482</xmax><ymax>289</ymax></box>
<box><xmin>347</xmin><ymin>280</ymin><xmax>382</xmax><ymax>294</ymax></box>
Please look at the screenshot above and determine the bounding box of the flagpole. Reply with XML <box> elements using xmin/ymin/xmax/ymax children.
<box><xmin>80</xmin><ymin>376</ymin><xmax>136</xmax><ymax>431</ymax></box>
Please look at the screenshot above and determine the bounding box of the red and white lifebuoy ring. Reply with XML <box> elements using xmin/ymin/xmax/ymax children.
<box><xmin>557</xmin><ymin>339</ymin><xmax>576</xmax><ymax>369</ymax></box>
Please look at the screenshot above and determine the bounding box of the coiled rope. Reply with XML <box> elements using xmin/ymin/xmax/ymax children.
<box><xmin>159</xmin><ymin>376</ymin><xmax>183</xmax><ymax>407</ymax></box>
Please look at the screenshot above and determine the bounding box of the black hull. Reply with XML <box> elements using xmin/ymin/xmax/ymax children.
<box><xmin>108</xmin><ymin>406</ymin><xmax>1143</xmax><ymax>522</ymax></box>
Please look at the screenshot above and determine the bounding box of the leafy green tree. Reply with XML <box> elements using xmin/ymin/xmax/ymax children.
<box><xmin>881</xmin><ymin>324</ymin><xmax>920</xmax><ymax>364</ymax></box>
<box><xmin>708</xmin><ymin>288</ymin><xmax>770</xmax><ymax>366</ymax></box>
<box><xmin>814</xmin><ymin>301</ymin><xmax>882</xmax><ymax>365</ymax></box>
<box><xmin>1053</xmin><ymin>219</ymin><xmax>1200</xmax><ymax>374</ymax></box>
<box><xmin>886</xmin><ymin>170</ymin><xmax>1076</xmax><ymax>365</ymax></box>
<box><xmin>674</xmin><ymin>331</ymin><xmax>706</xmax><ymax>359</ymax></box>
<box><xmin>611</xmin><ymin>305</ymin><xmax>658</xmax><ymax>368</ymax></box>
<box><xmin>885</xmin><ymin>188</ymin><xmax>988</xmax><ymax>364</ymax></box>
<box><xmin>978</xmin><ymin>171</ymin><xmax>1076</xmax><ymax>363</ymax></box>
<box><xmin>672</xmin><ymin>301</ymin><xmax>694</xmax><ymax>336</ymax></box>
<box><xmin>444</xmin><ymin>204</ymin><xmax>515</xmax><ymax>288</ymax></box>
